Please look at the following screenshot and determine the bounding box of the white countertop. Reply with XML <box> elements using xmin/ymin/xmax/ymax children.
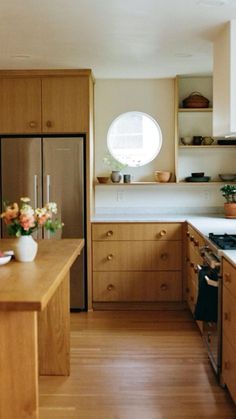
<box><xmin>92</xmin><ymin>213</ymin><xmax>236</xmax><ymax>266</ymax></box>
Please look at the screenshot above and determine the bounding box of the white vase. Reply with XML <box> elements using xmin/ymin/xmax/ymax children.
<box><xmin>14</xmin><ymin>236</ymin><xmax>38</xmax><ymax>262</ymax></box>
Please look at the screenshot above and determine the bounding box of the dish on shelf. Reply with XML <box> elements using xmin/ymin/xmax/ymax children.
<box><xmin>97</xmin><ymin>176</ymin><xmax>110</xmax><ymax>184</ymax></box>
<box><xmin>154</xmin><ymin>171</ymin><xmax>172</xmax><ymax>182</ymax></box>
<box><xmin>219</xmin><ymin>174</ymin><xmax>236</xmax><ymax>181</ymax></box>
<box><xmin>191</xmin><ymin>172</ymin><xmax>204</xmax><ymax>178</ymax></box>
<box><xmin>185</xmin><ymin>176</ymin><xmax>211</xmax><ymax>182</ymax></box>
<box><xmin>180</xmin><ymin>136</ymin><xmax>192</xmax><ymax>145</ymax></box>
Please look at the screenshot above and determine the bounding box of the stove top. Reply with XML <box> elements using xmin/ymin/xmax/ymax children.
<box><xmin>209</xmin><ymin>233</ymin><xmax>236</xmax><ymax>250</ymax></box>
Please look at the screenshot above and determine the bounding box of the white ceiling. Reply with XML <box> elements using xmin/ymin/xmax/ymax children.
<box><xmin>1</xmin><ymin>0</ymin><xmax>236</xmax><ymax>78</ymax></box>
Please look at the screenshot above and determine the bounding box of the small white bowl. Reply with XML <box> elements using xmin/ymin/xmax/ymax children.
<box><xmin>0</xmin><ymin>254</ymin><xmax>12</xmax><ymax>266</ymax></box>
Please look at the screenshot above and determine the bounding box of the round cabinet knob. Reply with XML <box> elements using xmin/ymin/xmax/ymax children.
<box><xmin>107</xmin><ymin>284</ymin><xmax>114</xmax><ymax>291</ymax></box>
<box><xmin>107</xmin><ymin>254</ymin><xmax>113</xmax><ymax>261</ymax></box>
<box><xmin>46</xmin><ymin>120</ymin><xmax>52</xmax><ymax>128</ymax></box>
<box><xmin>159</xmin><ymin>229</ymin><xmax>167</xmax><ymax>237</ymax></box>
<box><xmin>186</xmin><ymin>231</ymin><xmax>190</xmax><ymax>237</ymax></box>
<box><xmin>194</xmin><ymin>240</ymin><xmax>199</xmax><ymax>247</ymax></box>
<box><xmin>190</xmin><ymin>262</ymin><xmax>194</xmax><ymax>268</ymax></box>
<box><xmin>160</xmin><ymin>253</ymin><xmax>168</xmax><ymax>261</ymax></box>
<box><xmin>224</xmin><ymin>273</ymin><xmax>232</xmax><ymax>283</ymax></box>
<box><xmin>29</xmin><ymin>121</ymin><xmax>37</xmax><ymax>128</ymax></box>
<box><xmin>106</xmin><ymin>230</ymin><xmax>113</xmax><ymax>237</ymax></box>
<box><xmin>190</xmin><ymin>236</ymin><xmax>194</xmax><ymax>242</ymax></box>
<box><xmin>194</xmin><ymin>266</ymin><xmax>198</xmax><ymax>274</ymax></box>
<box><xmin>160</xmin><ymin>283</ymin><xmax>168</xmax><ymax>291</ymax></box>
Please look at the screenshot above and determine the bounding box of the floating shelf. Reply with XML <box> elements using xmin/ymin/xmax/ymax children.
<box><xmin>179</xmin><ymin>145</ymin><xmax>236</xmax><ymax>149</ymax></box>
<box><xmin>178</xmin><ymin>108</ymin><xmax>213</xmax><ymax>112</ymax></box>
<box><xmin>95</xmin><ymin>181</ymin><xmax>233</xmax><ymax>186</ymax></box>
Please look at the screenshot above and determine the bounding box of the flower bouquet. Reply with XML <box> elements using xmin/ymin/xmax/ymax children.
<box><xmin>1</xmin><ymin>197</ymin><xmax>63</xmax><ymax>237</ymax></box>
<box><xmin>0</xmin><ymin>197</ymin><xmax>64</xmax><ymax>262</ymax></box>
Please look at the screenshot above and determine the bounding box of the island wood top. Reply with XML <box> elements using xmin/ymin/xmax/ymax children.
<box><xmin>0</xmin><ymin>238</ymin><xmax>84</xmax><ymax>311</ymax></box>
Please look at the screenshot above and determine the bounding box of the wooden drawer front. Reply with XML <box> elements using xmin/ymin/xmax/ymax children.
<box><xmin>223</xmin><ymin>286</ymin><xmax>236</xmax><ymax>351</ymax></box>
<box><xmin>92</xmin><ymin>223</ymin><xmax>182</xmax><ymax>241</ymax></box>
<box><xmin>222</xmin><ymin>335</ymin><xmax>236</xmax><ymax>404</ymax></box>
<box><xmin>93</xmin><ymin>271</ymin><xmax>182</xmax><ymax>302</ymax></box>
<box><xmin>222</xmin><ymin>258</ymin><xmax>236</xmax><ymax>299</ymax></box>
<box><xmin>93</xmin><ymin>241</ymin><xmax>182</xmax><ymax>271</ymax></box>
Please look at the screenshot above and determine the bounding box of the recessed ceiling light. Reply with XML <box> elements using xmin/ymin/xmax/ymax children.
<box><xmin>11</xmin><ymin>54</ymin><xmax>31</xmax><ymax>59</ymax></box>
<box><xmin>196</xmin><ymin>0</ymin><xmax>228</xmax><ymax>6</ymax></box>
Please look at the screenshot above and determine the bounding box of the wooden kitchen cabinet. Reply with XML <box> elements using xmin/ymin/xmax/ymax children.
<box><xmin>185</xmin><ymin>223</ymin><xmax>206</xmax><ymax>333</ymax></box>
<box><xmin>92</xmin><ymin>222</ymin><xmax>183</xmax><ymax>309</ymax></box>
<box><xmin>0</xmin><ymin>70</ymin><xmax>92</xmax><ymax>134</ymax></box>
<box><xmin>42</xmin><ymin>76</ymin><xmax>89</xmax><ymax>133</ymax></box>
<box><xmin>0</xmin><ymin>77</ymin><xmax>42</xmax><ymax>134</ymax></box>
<box><xmin>222</xmin><ymin>257</ymin><xmax>236</xmax><ymax>404</ymax></box>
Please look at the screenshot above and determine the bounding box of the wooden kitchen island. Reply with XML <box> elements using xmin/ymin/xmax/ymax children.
<box><xmin>0</xmin><ymin>238</ymin><xmax>84</xmax><ymax>419</ymax></box>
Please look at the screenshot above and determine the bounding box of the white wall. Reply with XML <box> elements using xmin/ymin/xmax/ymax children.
<box><xmin>94</xmin><ymin>79</ymin><xmax>224</xmax><ymax>215</ymax></box>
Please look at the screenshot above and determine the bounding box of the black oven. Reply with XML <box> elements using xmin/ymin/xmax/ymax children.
<box><xmin>195</xmin><ymin>245</ymin><xmax>222</xmax><ymax>377</ymax></box>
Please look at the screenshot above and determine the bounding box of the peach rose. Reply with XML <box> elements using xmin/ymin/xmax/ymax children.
<box><xmin>19</xmin><ymin>214</ymin><xmax>36</xmax><ymax>231</ymax></box>
<box><xmin>1</xmin><ymin>203</ymin><xmax>19</xmax><ymax>224</ymax></box>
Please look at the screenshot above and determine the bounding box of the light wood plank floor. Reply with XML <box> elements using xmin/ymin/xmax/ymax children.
<box><xmin>39</xmin><ymin>310</ymin><xmax>236</xmax><ymax>419</ymax></box>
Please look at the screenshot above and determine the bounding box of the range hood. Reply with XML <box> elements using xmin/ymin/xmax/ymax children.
<box><xmin>213</xmin><ymin>20</ymin><xmax>236</xmax><ymax>137</ymax></box>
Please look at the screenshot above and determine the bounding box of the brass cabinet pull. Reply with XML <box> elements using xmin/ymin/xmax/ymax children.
<box><xmin>224</xmin><ymin>273</ymin><xmax>232</xmax><ymax>283</ymax></box>
<box><xmin>224</xmin><ymin>360</ymin><xmax>230</xmax><ymax>370</ymax></box>
<box><xmin>29</xmin><ymin>121</ymin><xmax>37</xmax><ymax>128</ymax></box>
<box><xmin>160</xmin><ymin>253</ymin><xmax>168</xmax><ymax>260</ymax></box>
<box><xmin>107</xmin><ymin>254</ymin><xmax>113</xmax><ymax>261</ymax></box>
<box><xmin>224</xmin><ymin>312</ymin><xmax>231</xmax><ymax>321</ymax></box>
<box><xmin>107</xmin><ymin>284</ymin><xmax>114</xmax><ymax>291</ymax></box>
<box><xmin>46</xmin><ymin>120</ymin><xmax>52</xmax><ymax>128</ymax></box>
<box><xmin>159</xmin><ymin>229</ymin><xmax>167</xmax><ymax>237</ymax></box>
<box><xmin>106</xmin><ymin>230</ymin><xmax>113</xmax><ymax>237</ymax></box>
<box><xmin>160</xmin><ymin>283</ymin><xmax>168</xmax><ymax>291</ymax></box>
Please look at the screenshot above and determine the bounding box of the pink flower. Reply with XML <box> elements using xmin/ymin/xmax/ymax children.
<box><xmin>1</xmin><ymin>203</ymin><xmax>19</xmax><ymax>224</ymax></box>
<box><xmin>19</xmin><ymin>214</ymin><xmax>36</xmax><ymax>231</ymax></box>
<box><xmin>37</xmin><ymin>213</ymin><xmax>50</xmax><ymax>226</ymax></box>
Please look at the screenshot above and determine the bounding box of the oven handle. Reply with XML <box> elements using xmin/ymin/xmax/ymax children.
<box><xmin>199</xmin><ymin>246</ymin><xmax>221</xmax><ymax>269</ymax></box>
<box><xmin>205</xmin><ymin>275</ymin><xmax>219</xmax><ymax>287</ymax></box>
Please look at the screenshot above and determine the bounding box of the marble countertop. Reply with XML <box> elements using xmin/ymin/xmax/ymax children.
<box><xmin>92</xmin><ymin>213</ymin><xmax>236</xmax><ymax>266</ymax></box>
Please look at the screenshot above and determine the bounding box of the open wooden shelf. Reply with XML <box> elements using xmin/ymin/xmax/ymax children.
<box><xmin>179</xmin><ymin>145</ymin><xmax>236</xmax><ymax>149</ymax></box>
<box><xmin>178</xmin><ymin>108</ymin><xmax>213</xmax><ymax>112</ymax></box>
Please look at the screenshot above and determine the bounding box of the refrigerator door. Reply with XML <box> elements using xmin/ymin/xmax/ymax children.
<box><xmin>43</xmin><ymin>137</ymin><xmax>86</xmax><ymax>309</ymax></box>
<box><xmin>1</xmin><ymin>137</ymin><xmax>42</xmax><ymax>238</ymax></box>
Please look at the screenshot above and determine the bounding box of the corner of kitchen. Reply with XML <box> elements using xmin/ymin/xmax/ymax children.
<box><xmin>1</xmin><ymin>7</ymin><xmax>236</xmax><ymax>419</ymax></box>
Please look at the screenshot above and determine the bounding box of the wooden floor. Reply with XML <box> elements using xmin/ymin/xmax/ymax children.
<box><xmin>39</xmin><ymin>310</ymin><xmax>236</xmax><ymax>419</ymax></box>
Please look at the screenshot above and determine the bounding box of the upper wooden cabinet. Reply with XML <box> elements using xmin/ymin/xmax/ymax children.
<box><xmin>0</xmin><ymin>70</ymin><xmax>92</xmax><ymax>134</ymax></box>
<box><xmin>0</xmin><ymin>77</ymin><xmax>42</xmax><ymax>134</ymax></box>
<box><xmin>42</xmin><ymin>76</ymin><xmax>89</xmax><ymax>133</ymax></box>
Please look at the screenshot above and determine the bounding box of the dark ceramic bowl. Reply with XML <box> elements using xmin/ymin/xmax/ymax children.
<box><xmin>191</xmin><ymin>172</ymin><xmax>205</xmax><ymax>178</ymax></box>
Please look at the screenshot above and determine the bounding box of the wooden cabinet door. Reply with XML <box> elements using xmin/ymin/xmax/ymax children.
<box><xmin>0</xmin><ymin>78</ymin><xmax>41</xmax><ymax>134</ymax></box>
<box><xmin>42</xmin><ymin>77</ymin><xmax>89</xmax><ymax>133</ymax></box>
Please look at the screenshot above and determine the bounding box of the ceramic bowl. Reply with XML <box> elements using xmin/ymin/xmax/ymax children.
<box><xmin>0</xmin><ymin>254</ymin><xmax>12</xmax><ymax>266</ymax></box>
<box><xmin>180</xmin><ymin>136</ymin><xmax>192</xmax><ymax>145</ymax></box>
<box><xmin>97</xmin><ymin>176</ymin><xmax>110</xmax><ymax>184</ymax></box>
<box><xmin>219</xmin><ymin>174</ymin><xmax>236</xmax><ymax>181</ymax></box>
<box><xmin>154</xmin><ymin>171</ymin><xmax>172</xmax><ymax>182</ymax></box>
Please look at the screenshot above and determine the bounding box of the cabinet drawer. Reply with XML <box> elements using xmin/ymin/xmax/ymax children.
<box><xmin>223</xmin><ymin>286</ymin><xmax>236</xmax><ymax>351</ymax></box>
<box><xmin>222</xmin><ymin>258</ymin><xmax>236</xmax><ymax>299</ymax></box>
<box><xmin>92</xmin><ymin>223</ymin><xmax>182</xmax><ymax>241</ymax></box>
<box><xmin>93</xmin><ymin>271</ymin><xmax>182</xmax><ymax>302</ymax></box>
<box><xmin>222</xmin><ymin>335</ymin><xmax>236</xmax><ymax>404</ymax></box>
<box><xmin>93</xmin><ymin>241</ymin><xmax>182</xmax><ymax>271</ymax></box>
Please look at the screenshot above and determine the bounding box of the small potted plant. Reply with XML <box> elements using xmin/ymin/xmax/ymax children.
<box><xmin>103</xmin><ymin>152</ymin><xmax>127</xmax><ymax>183</ymax></box>
<box><xmin>220</xmin><ymin>184</ymin><xmax>236</xmax><ymax>218</ymax></box>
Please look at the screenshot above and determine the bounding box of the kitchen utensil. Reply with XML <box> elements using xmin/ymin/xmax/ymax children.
<box><xmin>182</xmin><ymin>92</ymin><xmax>209</xmax><ymax>108</ymax></box>
<box><xmin>219</xmin><ymin>174</ymin><xmax>236</xmax><ymax>181</ymax></box>
<box><xmin>154</xmin><ymin>171</ymin><xmax>172</xmax><ymax>182</ymax></box>
<box><xmin>185</xmin><ymin>176</ymin><xmax>211</xmax><ymax>182</ymax></box>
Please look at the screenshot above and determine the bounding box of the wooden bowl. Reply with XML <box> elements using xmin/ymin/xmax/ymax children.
<box><xmin>97</xmin><ymin>176</ymin><xmax>110</xmax><ymax>184</ymax></box>
<box><xmin>154</xmin><ymin>171</ymin><xmax>172</xmax><ymax>183</ymax></box>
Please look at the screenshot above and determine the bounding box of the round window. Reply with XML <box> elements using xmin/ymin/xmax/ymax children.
<box><xmin>107</xmin><ymin>111</ymin><xmax>162</xmax><ymax>167</ymax></box>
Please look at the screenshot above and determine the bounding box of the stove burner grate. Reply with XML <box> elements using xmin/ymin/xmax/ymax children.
<box><xmin>209</xmin><ymin>233</ymin><xmax>236</xmax><ymax>250</ymax></box>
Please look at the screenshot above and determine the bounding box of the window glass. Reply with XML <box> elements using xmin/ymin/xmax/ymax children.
<box><xmin>107</xmin><ymin>112</ymin><xmax>162</xmax><ymax>167</ymax></box>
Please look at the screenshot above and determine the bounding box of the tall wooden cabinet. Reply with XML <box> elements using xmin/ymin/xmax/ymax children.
<box><xmin>0</xmin><ymin>69</ymin><xmax>94</xmax><ymax>309</ymax></box>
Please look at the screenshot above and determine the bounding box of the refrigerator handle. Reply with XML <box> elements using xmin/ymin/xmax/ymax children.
<box><xmin>34</xmin><ymin>175</ymin><xmax>38</xmax><ymax>209</ymax></box>
<box><xmin>46</xmin><ymin>174</ymin><xmax>51</xmax><ymax>239</ymax></box>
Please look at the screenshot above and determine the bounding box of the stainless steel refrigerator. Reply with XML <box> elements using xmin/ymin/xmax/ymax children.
<box><xmin>1</xmin><ymin>136</ymin><xmax>86</xmax><ymax>310</ymax></box>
